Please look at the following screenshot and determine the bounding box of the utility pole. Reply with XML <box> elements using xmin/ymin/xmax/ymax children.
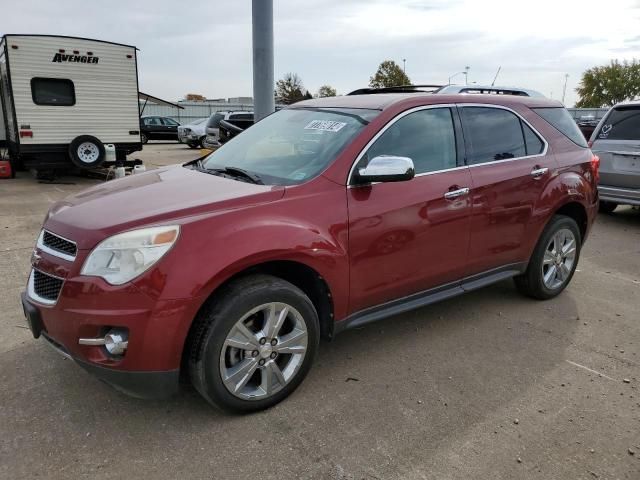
<box><xmin>402</xmin><ymin>59</ymin><xmax>406</xmax><ymax>85</ymax></box>
<box><xmin>252</xmin><ymin>0</ymin><xmax>274</xmax><ymax>122</ymax></box>
<box><xmin>561</xmin><ymin>73</ymin><xmax>569</xmax><ymax>105</ymax></box>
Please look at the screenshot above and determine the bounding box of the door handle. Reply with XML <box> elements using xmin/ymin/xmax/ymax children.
<box><xmin>444</xmin><ymin>187</ymin><xmax>470</xmax><ymax>200</ymax></box>
<box><xmin>531</xmin><ymin>167</ymin><xmax>549</xmax><ymax>178</ymax></box>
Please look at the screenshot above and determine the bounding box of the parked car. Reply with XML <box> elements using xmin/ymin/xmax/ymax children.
<box><xmin>589</xmin><ymin>101</ymin><xmax>640</xmax><ymax>213</ymax></box>
<box><xmin>22</xmin><ymin>93</ymin><xmax>598</xmax><ymax>412</ymax></box>
<box><xmin>139</xmin><ymin>116</ymin><xmax>180</xmax><ymax>144</ymax></box>
<box><xmin>177</xmin><ymin>118</ymin><xmax>208</xmax><ymax>148</ymax></box>
<box><xmin>203</xmin><ymin>111</ymin><xmax>253</xmax><ymax>147</ymax></box>
<box><xmin>577</xmin><ymin>115</ymin><xmax>599</xmax><ymax>140</ymax></box>
<box><xmin>218</xmin><ymin>116</ymin><xmax>255</xmax><ymax>144</ymax></box>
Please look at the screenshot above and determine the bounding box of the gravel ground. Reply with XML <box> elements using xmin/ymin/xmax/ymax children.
<box><xmin>1</xmin><ymin>143</ymin><xmax>639</xmax><ymax>480</ymax></box>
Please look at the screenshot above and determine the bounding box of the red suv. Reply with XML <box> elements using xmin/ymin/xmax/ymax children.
<box><xmin>21</xmin><ymin>92</ymin><xmax>599</xmax><ymax>412</ymax></box>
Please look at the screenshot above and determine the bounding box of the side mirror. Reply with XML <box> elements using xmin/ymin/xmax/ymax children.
<box><xmin>353</xmin><ymin>155</ymin><xmax>415</xmax><ymax>184</ymax></box>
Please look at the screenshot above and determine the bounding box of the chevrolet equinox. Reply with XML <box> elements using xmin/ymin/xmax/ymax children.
<box><xmin>22</xmin><ymin>92</ymin><xmax>599</xmax><ymax>412</ymax></box>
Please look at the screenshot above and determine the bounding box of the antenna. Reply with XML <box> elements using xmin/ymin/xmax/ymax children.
<box><xmin>491</xmin><ymin>66</ymin><xmax>501</xmax><ymax>87</ymax></box>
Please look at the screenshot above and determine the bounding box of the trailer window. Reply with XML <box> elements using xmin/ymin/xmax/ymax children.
<box><xmin>31</xmin><ymin>78</ymin><xmax>75</xmax><ymax>106</ymax></box>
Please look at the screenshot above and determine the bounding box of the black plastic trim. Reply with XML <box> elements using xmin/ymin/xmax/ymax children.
<box><xmin>75</xmin><ymin>360</ymin><xmax>180</xmax><ymax>399</ymax></box>
<box><xmin>334</xmin><ymin>263</ymin><xmax>527</xmax><ymax>335</ymax></box>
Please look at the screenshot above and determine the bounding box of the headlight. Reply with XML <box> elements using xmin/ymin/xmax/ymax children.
<box><xmin>81</xmin><ymin>225</ymin><xmax>180</xmax><ymax>285</ymax></box>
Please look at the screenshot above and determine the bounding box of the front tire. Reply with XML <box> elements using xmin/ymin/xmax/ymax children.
<box><xmin>598</xmin><ymin>201</ymin><xmax>617</xmax><ymax>214</ymax></box>
<box><xmin>514</xmin><ymin>215</ymin><xmax>581</xmax><ymax>300</ymax></box>
<box><xmin>189</xmin><ymin>275</ymin><xmax>319</xmax><ymax>413</ymax></box>
<box><xmin>140</xmin><ymin>132</ymin><xmax>148</xmax><ymax>144</ymax></box>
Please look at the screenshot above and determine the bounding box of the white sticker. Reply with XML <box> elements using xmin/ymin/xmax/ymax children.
<box><xmin>599</xmin><ymin>124</ymin><xmax>612</xmax><ymax>138</ymax></box>
<box><xmin>304</xmin><ymin>120</ymin><xmax>347</xmax><ymax>132</ymax></box>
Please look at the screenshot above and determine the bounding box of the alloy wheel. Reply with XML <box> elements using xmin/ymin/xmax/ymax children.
<box><xmin>219</xmin><ymin>302</ymin><xmax>308</xmax><ymax>400</ymax></box>
<box><xmin>541</xmin><ymin>228</ymin><xmax>577</xmax><ymax>290</ymax></box>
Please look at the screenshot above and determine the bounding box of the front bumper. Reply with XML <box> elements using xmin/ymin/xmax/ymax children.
<box><xmin>598</xmin><ymin>184</ymin><xmax>640</xmax><ymax>206</ymax></box>
<box><xmin>20</xmin><ymin>272</ymin><xmax>198</xmax><ymax>398</ymax></box>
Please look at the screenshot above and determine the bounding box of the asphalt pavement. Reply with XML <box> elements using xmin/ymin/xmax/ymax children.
<box><xmin>1</xmin><ymin>143</ymin><xmax>638</xmax><ymax>479</ymax></box>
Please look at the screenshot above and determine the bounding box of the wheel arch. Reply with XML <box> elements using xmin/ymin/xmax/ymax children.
<box><xmin>554</xmin><ymin>201</ymin><xmax>588</xmax><ymax>240</ymax></box>
<box><xmin>180</xmin><ymin>259</ymin><xmax>336</xmax><ymax>379</ymax></box>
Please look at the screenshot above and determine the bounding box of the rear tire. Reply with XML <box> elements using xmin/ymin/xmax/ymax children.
<box><xmin>598</xmin><ymin>201</ymin><xmax>617</xmax><ymax>214</ymax></box>
<box><xmin>188</xmin><ymin>274</ymin><xmax>319</xmax><ymax>413</ymax></box>
<box><xmin>514</xmin><ymin>215</ymin><xmax>581</xmax><ymax>300</ymax></box>
<box><xmin>140</xmin><ymin>132</ymin><xmax>148</xmax><ymax>144</ymax></box>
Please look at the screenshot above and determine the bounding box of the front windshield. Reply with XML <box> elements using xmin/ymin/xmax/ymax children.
<box><xmin>201</xmin><ymin>107</ymin><xmax>379</xmax><ymax>185</ymax></box>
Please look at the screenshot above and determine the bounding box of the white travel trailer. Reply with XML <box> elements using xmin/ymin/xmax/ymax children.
<box><xmin>0</xmin><ymin>35</ymin><xmax>142</xmax><ymax>172</ymax></box>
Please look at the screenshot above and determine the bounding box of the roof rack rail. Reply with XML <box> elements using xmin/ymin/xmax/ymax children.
<box><xmin>347</xmin><ymin>85</ymin><xmax>443</xmax><ymax>95</ymax></box>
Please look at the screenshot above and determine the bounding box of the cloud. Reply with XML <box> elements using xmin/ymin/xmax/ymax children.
<box><xmin>2</xmin><ymin>0</ymin><xmax>640</xmax><ymax>105</ymax></box>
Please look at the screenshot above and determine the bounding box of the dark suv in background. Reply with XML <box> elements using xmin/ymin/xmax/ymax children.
<box><xmin>589</xmin><ymin>101</ymin><xmax>640</xmax><ymax>212</ymax></box>
<box><xmin>23</xmin><ymin>91</ymin><xmax>598</xmax><ymax>412</ymax></box>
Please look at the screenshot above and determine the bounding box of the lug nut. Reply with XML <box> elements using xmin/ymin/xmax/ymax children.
<box><xmin>259</xmin><ymin>337</ymin><xmax>267</xmax><ymax>345</ymax></box>
<box><xmin>258</xmin><ymin>359</ymin><xmax>265</xmax><ymax>366</ymax></box>
<box><xmin>252</xmin><ymin>350</ymin><xmax>259</xmax><ymax>357</ymax></box>
<box><xmin>270</xmin><ymin>352</ymin><xmax>277</xmax><ymax>359</ymax></box>
<box><xmin>270</xmin><ymin>338</ymin><xmax>277</xmax><ymax>346</ymax></box>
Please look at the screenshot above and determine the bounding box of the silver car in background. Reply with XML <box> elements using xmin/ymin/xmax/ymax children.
<box><xmin>589</xmin><ymin>101</ymin><xmax>640</xmax><ymax>213</ymax></box>
<box><xmin>177</xmin><ymin>118</ymin><xmax>208</xmax><ymax>149</ymax></box>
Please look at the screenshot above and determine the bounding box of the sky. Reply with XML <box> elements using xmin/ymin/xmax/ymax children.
<box><xmin>2</xmin><ymin>0</ymin><xmax>640</xmax><ymax>106</ymax></box>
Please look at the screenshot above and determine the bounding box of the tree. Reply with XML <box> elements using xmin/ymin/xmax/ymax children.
<box><xmin>184</xmin><ymin>93</ymin><xmax>206</xmax><ymax>101</ymax></box>
<box><xmin>369</xmin><ymin>60</ymin><xmax>411</xmax><ymax>88</ymax></box>
<box><xmin>304</xmin><ymin>90</ymin><xmax>313</xmax><ymax>100</ymax></box>
<box><xmin>317</xmin><ymin>85</ymin><xmax>337</xmax><ymax>97</ymax></box>
<box><xmin>276</xmin><ymin>73</ymin><xmax>306</xmax><ymax>104</ymax></box>
<box><xmin>575</xmin><ymin>60</ymin><xmax>640</xmax><ymax>108</ymax></box>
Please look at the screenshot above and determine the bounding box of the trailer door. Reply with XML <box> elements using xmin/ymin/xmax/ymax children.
<box><xmin>0</xmin><ymin>47</ymin><xmax>17</xmax><ymax>143</ymax></box>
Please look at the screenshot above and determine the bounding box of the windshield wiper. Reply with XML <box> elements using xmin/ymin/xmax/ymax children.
<box><xmin>208</xmin><ymin>167</ymin><xmax>264</xmax><ymax>185</ymax></box>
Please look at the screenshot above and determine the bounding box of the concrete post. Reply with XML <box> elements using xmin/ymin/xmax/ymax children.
<box><xmin>252</xmin><ymin>0</ymin><xmax>275</xmax><ymax>122</ymax></box>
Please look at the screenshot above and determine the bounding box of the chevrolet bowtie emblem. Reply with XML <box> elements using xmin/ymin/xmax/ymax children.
<box><xmin>31</xmin><ymin>251</ymin><xmax>42</xmax><ymax>266</ymax></box>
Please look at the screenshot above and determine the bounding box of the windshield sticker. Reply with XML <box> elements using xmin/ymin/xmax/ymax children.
<box><xmin>599</xmin><ymin>124</ymin><xmax>612</xmax><ymax>138</ymax></box>
<box><xmin>304</xmin><ymin>120</ymin><xmax>347</xmax><ymax>132</ymax></box>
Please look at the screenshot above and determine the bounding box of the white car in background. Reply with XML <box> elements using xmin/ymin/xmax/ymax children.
<box><xmin>177</xmin><ymin>118</ymin><xmax>208</xmax><ymax>148</ymax></box>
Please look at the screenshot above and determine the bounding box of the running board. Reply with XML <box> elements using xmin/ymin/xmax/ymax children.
<box><xmin>334</xmin><ymin>263</ymin><xmax>526</xmax><ymax>335</ymax></box>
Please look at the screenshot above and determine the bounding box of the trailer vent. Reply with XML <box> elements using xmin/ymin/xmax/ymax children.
<box><xmin>43</xmin><ymin>231</ymin><xmax>77</xmax><ymax>257</ymax></box>
<box><xmin>33</xmin><ymin>270</ymin><xmax>64</xmax><ymax>302</ymax></box>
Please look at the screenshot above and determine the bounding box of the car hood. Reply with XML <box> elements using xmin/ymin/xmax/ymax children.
<box><xmin>45</xmin><ymin>165</ymin><xmax>285</xmax><ymax>249</ymax></box>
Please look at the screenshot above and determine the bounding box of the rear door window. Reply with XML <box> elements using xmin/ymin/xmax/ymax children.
<box><xmin>31</xmin><ymin>78</ymin><xmax>75</xmax><ymax>106</ymax></box>
<box><xmin>460</xmin><ymin>107</ymin><xmax>527</xmax><ymax>164</ymax></box>
<box><xmin>596</xmin><ymin>106</ymin><xmax>640</xmax><ymax>141</ymax></box>
<box><xmin>533</xmin><ymin>107</ymin><xmax>588</xmax><ymax>147</ymax></box>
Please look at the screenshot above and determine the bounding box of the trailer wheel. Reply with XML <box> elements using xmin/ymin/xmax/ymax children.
<box><xmin>69</xmin><ymin>136</ymin><xmax>105</xmax><ymax>169</ymax></box>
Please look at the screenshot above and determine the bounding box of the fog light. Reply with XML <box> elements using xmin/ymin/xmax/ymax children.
<box><xmin>78</xmin><ymin>328</ymin><xmax>129</xmax><ymax>355</ymax></box>
<box><xmin>104</xmin><ymin>329</ymin><xmax>129</xmax><ymax>355</ymax></box>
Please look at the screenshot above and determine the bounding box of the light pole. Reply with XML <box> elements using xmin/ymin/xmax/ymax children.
<box><xmin>561</xmin><ymin>73</ymin><xmax>569</xmax><ymax>105</ymax></box>
<box><xmin>464</xmin><ymin>65</ymin><xmax>470</xmax><ymax>85</ymax></box>
<box><xmin>252</xmin><ymin>0</ymin><xmax>274</xmax><ymax>122</ymax></box>
<box><xmin>402</xmin><ymin>59</ymin><xmax>406</xmax><ymax>85</ymax></box>
<box><xmin>448</xmin><ymin>71</ymin><xmax>465</xmax><ymax>85</ymax></box>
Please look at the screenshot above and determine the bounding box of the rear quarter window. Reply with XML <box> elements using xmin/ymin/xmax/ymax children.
<box><xmin>595</xmin><ymin>106</ymin><xmax>640</xmax><ymax>141</ymax></box>
<box><xmin>533</xmin><ymin>107</ymin><xmax>587</xmax><ymax>147</ymax></box>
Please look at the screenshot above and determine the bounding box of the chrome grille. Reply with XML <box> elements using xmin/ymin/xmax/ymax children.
<box><xmin>42</xmin><ymin>231</ymin><xmax>77</xmax><ymax>257</ymax></box>
<box><xmin>33</xmin><ymin>270</ymin><xmax>64</xmax><ymax>302</ymax></box>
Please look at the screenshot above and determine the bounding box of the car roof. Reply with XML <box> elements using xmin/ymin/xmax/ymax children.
<box><xmin>611</xmin><ymin>99</ymin><xmax>640</xmax><ymax>108</ymax></box>
<box><xmin>293</xmin><ymin>93</ymin><xmax>562</xmax><ymax>111</ymax></box>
